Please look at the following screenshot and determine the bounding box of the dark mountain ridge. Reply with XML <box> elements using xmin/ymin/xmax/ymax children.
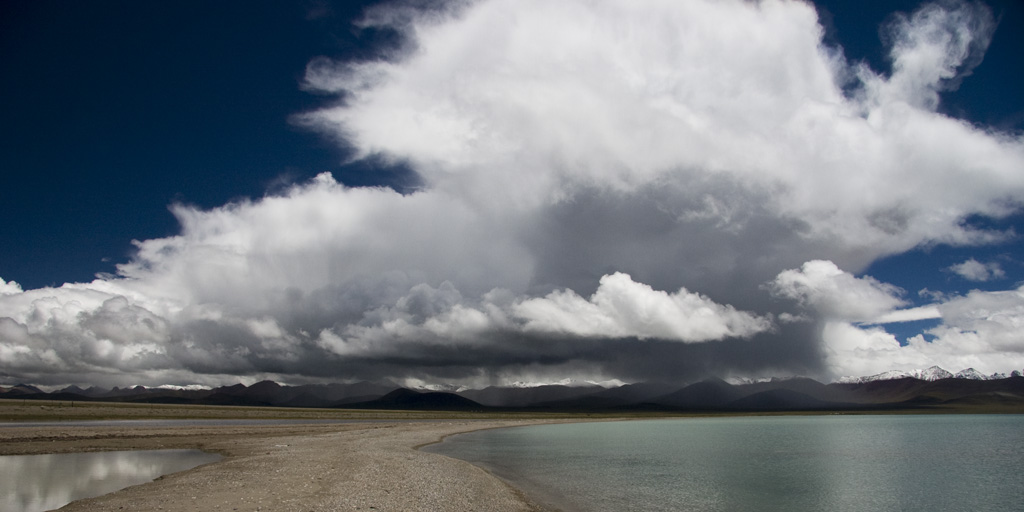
<box><xmin>3</xmin><ymin>376</ymin><xmax>1022</xmax><ymax>412</ymax></box>
<box><xmin>458</xmin><ymin>383</ymin><xmax>604</xmax><ymax>407</ymax></box>
<box><xmin>344</xmin><ymin>388</ymin><xmax>484</xmax><ymax>411</ymax></box>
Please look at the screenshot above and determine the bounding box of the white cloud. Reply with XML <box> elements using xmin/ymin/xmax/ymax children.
<box><xmin>513</xmin><ymin>272</ymin><xmax>772</xmax><ymax>342</ymax></box>
<box><xmin>0</xmin><ymin>278</ymin><xmax>22</xmax><ymax>296</ymax></box>
<box><xmin>303</xmin><ymin>0</ymin><xmax>1023</xmax><ymax>257</ymax></box>
<box><xmin>948</xmin><ymin>258</ymin><xmax>1005</xmax><ymax>281</ymax></box>
<box><xmin>0</xmin><ymin>284</ymin><xmax>174</xmax><ymax>382</ymax></box>
<box><xmin>2</xmin><ymin>0</ymin><xmax>1023</xmax><ymax>386</ymax></box>
<box><xmin>937</xmin><ymin>285</ymin><xmax>1024</xmax><ymax>349</ymax></box>
<box><xmin>768</xmin><ymin>260</ymin><xmax>909</xmax><ymax>322</ymax></box>
<box><xmin>316</xmin><ymin>272</ymin><xmax>770</xmax><ymax>361</ymax></box>
<box><xmin>823</xmin><ymin>285</ymin><xmax>1024</xmax><ymax>378</ymax></box>
<box><xmin>868</xmin><ymin>0</ymin><xmax>994</xmax><ymax>110</ymax></box>
<box><xmin>872</xmin><ymin>305</ymin><xmax>942</xmax><ymax>324</ymax></box>
<box><xmin>821</xmin><ymin>322</ymin><xmax>909</xmax><ymax>378</ymax></box>
<box><xmin>769</xmin><ymin>259</ymin><xmax>954</xmax><ymax>330</ymax></box>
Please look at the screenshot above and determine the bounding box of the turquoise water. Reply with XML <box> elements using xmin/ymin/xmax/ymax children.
<box><xmin>0</xmin><ymin>449</ymin><xmax>222</xmax><ymax>512</ymax></box>
<box><xmin>425</xmin><ymin>415</ymin><xmax>1024</xmax><ymax>511</ymax></box>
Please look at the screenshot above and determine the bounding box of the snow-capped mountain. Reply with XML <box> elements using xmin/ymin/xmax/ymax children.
<box><xmin>726</xmin><ymin>375</ymin><xmax>813</xmax><ymax>385</ymax></box>
<box><xmin>836</xmin><ymin>365</ymin><xmax>1017</xmax><ymax>384</ymax></box>
<box><xmin>409</xmin><ymin>383</ymin><xmax>472</xmax><ymax>393</ymax></box>
<box><xmin>506</xmin><ymin>378</ymin><xmax>622</xmax><ymax>388</ymax></box>
<box><xmin>393</xmin><ymin>376</ymin><xmax>472</xmax><ymax>393</ymax></box>
<box><xmin>953</xmin><ymin>368</ymin><xmax>1007</xmax><ymax>380</ymax></box>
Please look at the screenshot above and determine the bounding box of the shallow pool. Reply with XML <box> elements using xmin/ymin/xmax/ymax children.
<box><xmin>0</xmin><ymin>449</ymin><xmax>222</xmax><ymax>512</ymax></box>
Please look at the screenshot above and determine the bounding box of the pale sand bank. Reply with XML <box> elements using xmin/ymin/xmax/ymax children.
<box><xmin>0</xmin><ymin>420</ymin><xmax>560</xmax><ymax>511</ymax></box>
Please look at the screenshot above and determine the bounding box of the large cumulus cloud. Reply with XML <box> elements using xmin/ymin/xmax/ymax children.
<box><xmin>3</xmin><ymin>0</ymin><xmax>1024</xmax><ymax>387</ymax></box>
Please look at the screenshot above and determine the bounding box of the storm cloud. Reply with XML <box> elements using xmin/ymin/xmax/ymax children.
<box><xmin>3</xmin><ymin>0</ymin><xmax>1024</xmax><ymax>387</ymax></box>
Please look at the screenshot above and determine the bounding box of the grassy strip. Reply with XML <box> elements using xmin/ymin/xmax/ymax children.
<box><xmin>4</xmin><ymin>398</ymin><xmax>1017</xmax><ymax>423</ymax></box>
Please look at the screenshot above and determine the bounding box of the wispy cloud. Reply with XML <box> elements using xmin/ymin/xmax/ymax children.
<box><xmin>948</xmin><ymin>258</ymin><xmax>1005</xmax><ymax>281</ymax></box>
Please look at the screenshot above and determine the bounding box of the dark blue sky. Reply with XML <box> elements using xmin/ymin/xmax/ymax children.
<box><xmin>1</xmin><ymin>0</ymin><xmax>419</xmax><ymax>288</ymax></box>
<box><xmin>817</xmin><ymin>0</ymin><xmax>1024</xmax><ymax>131</ymax></box>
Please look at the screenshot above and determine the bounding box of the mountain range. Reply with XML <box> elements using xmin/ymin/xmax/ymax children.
<box><xmin>836</xmin><ymin>365</ymin><xmax>1020</xmax><ymax>383</ymax></box>
<box><xmin>4</xmin><ymin>366</ymin><xmax>1023</xmax><ymax>413</ymax></box>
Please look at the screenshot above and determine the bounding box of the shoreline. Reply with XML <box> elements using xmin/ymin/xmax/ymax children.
<box><xmin>0</xmin><ymin>419</ymin><xmax>566</xmax><ymax>511</ymax></box>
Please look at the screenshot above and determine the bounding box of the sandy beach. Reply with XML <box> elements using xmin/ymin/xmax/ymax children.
<box><xmin>0</xmin><ymin>419</ymin><xmax>560</xmax><ymax>511</ymax></box>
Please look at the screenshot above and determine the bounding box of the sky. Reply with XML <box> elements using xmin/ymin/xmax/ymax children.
<box><xmin>2</xmin><ymin>0</ymin><xmax>1024</xmax><ymax>389</ymax></box>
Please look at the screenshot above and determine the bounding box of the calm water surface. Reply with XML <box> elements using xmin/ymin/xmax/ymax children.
<box><xmin>0</xmin><ymin>449</ymin><xmax>221</xmax><ymax>512</ymax></box>
<box><xmin>426</xmin><ymin>415</ymin><xmax>1024</xmax><ymax>512</ymax></box>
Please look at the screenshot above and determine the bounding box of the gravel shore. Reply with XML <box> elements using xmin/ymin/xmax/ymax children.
<box><xmin>0</xmin><ymin>420</ymin><xmax>556</xmax><ymax>511</ymax></box>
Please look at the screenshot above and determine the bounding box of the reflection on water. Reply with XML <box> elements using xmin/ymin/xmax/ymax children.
<box><xmin>0</xmin><ymin>449</ymin><xmax>222</xmax><ymax>512</ymax></box>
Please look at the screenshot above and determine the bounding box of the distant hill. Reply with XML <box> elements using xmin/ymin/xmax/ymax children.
<box><xmin>832</xmin><ymin>375</ymin><xmax>1024</xmax><ymax>406</ymax></box>
<box><xmin>345</xmin><ymin>388</ymin><xmax>484</xmax><ymax>411</ymax></box>
<box><xmin>725</xmin><ymin>389</ymin><xmax>852</xmax><ymax>411</ymax></box>
<box><xmin>458</xmin><ymin>383</ymin><xmax>603</xmax><ymax>407</ymax></box>
<box><xmin>0</xmin><ymin>384</ymin><xmax>44</xmax><ymax>395</ymax></box>
<box><xmin>738</xmin><ymin>377</ymin><xmax>850</xmax><ymax>403</ymax></box>
<box><xmin>651</xmin><ymin>378</ymin><xmax>745</xmax><ymax>409</ymax></box>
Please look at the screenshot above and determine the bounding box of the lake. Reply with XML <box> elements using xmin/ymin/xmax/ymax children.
<box><xmin>0</xmin><ymin>449</ymin><xmax>222</xmax><ymax>512</ymax></box>
<box><xmin>425</xmin><ymin>415</ymin><xmax>1024</xmax><ymax>512</ymax></box>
